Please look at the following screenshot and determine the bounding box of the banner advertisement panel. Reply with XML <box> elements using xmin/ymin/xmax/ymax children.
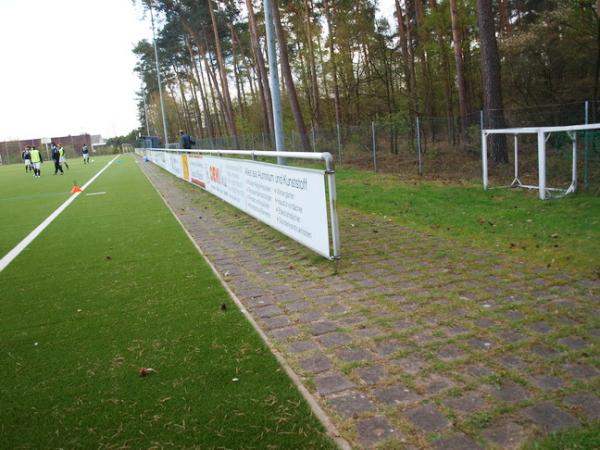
<box><xmin>148</xmin><ymin>152</ymin><xmax>331</xmax><ymax>258</ymax></box>
<box><xmin>182</xmin><ymin>155</ymin><xmax>190</xmax><ymax>181</ymax></box>
<box><xmin>167</xmin><ymin>152</ymin><xmax>183</xmax><ymax>178</ymax></box>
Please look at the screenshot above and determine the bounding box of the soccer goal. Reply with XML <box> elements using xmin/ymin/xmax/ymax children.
<box><xmin>482</xmin><ymin>123</ymin><xmax>600</xmax><ymax>199</ymax></box>
<box><xmin>121</xmin><ymin>143</ymin><xmax>134</xmax><ymax>153</ymax></box>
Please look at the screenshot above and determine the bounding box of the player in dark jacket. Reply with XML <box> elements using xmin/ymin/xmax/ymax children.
<box><xmin>22</xmin><ymin>146</ymin><xmax>32</xmax><ymax>173</ymax></box>
<box><xmin>51</xmin><ymin>143</ymin><xmax>64</xmax><ymax>175</ymax></box>
<box><xmin>179</xmin><ymin>130</ymin><xmax>195</xmax><ymax>149</ymax></box>
<box><xmin>82</xmin><ymin>144</ymin><xmax>90</xmax><ymax>164</ymax></box>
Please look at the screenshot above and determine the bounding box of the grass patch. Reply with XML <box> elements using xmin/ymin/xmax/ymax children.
<box><xmin>336</xmin><ymin>168</ymin><xmax>600</xmax><ymax>276</ymax></box>
<box><xmin>524</xmin><ymin>421</ymin><xmax>600</xmax><ymax>449</ymax></box>
<box><xmin>0</xmin><ymin>155</ymin><xmax>334</xmax><ymax>448</ymax></box>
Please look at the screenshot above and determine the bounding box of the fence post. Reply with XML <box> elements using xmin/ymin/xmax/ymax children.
<box><xmin>416</xmin><ymin>116</ymin><xmax>423</xmax><ymax>176</ymax></box>
<box><xmin>336</xmin><ymin>123</ymin><xmax>342</xmax><ymax>165</ymax></box>
<box><xmin>372</xmin><ymin>121</ymin><xmax>377</xmax><ymax>172</ymax></box>
<box><xmin>584</xmin><ymin>100</ymin><xmax>589</xmax><ymax>190</ymax></box>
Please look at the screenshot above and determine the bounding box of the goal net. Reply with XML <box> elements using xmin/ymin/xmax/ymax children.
<box><xmin>482</xmin><ymin>123</ymin><xmax>600</xmax><ymax>199</ymax></box>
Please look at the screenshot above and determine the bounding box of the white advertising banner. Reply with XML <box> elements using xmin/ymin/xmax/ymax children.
<box><xmin>145</xmin><ymin>150</ymin><xmax>332</xmax><ymax>258</ymax></box>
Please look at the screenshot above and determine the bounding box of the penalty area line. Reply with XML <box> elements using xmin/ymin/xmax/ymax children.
<box><xmin>0</xmin><ymin>156</ymin><xmax>120</xmax><ymax>273</ymax></box>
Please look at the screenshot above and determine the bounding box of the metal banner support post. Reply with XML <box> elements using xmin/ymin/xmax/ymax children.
<box><xmin>372</xmin><ymin>121</ymin><xmax>377</xmax><ymax>172</ymax></box>
<box><xmin>481</xmin><ymin>132</ymin><xmax>488</xmax><ymax>190</ymax></box>
<box><xmin>336</xmin><ymin>123</ymin><xmax>342</xmax><ymax>165</ymax></box>
<box><xmin>567</xmin><ymin>131</ymin><xmax>577</xmax><ymax>194</ymax></box>
<box><xmin>416</xmin><ymin>116</ymin><xmax>423</xmax><ymax>176</ymax></box>
<box><xmin>537</xmin><ymin>130</ymin><xmax>546</xmax><ymax>200</ymax></box>
<box><xmin>584</xmin><ymin>100</ymin><xmax>589</xmax><ymax>189</ymax></box>
<box><xmin>511</xmin><ymin>134</ymin><xmax>521</xmax><ymax>187</ymax></box>
<box><xmin>481</xmin><ymin>110</ymin><xmax>488</xmax><ymax>190</ymax></box>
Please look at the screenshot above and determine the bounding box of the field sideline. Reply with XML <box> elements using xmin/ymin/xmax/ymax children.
<box><xmin>0</xmin><ymin>155</ymin><xmax>334</xmax><ymax>448</ymax></box>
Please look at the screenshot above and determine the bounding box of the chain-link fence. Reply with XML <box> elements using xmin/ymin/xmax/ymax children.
<box><xmin>184</xmin><ymin>101</ymin><xmax>600</xmax><ymax>192</ymax></box>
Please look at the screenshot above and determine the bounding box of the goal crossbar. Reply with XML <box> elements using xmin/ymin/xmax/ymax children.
<box><xmin>482</xmin><ymin>122</ymin><xmax>600</xmax><ymax>199</ymax></box>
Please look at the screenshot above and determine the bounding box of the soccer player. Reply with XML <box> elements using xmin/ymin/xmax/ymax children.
<box><xmin>22</xmin><ymin>146</ymin><xmax>32</xmax><ymax>173</ymax></box>
<box><xmin>81</xmin><ymin>144</ymin><xmax>90</xmax><ymax>164</ymax></box>
<box><xmin>30</xmin><ymin>146</ymin><xmax>43</xmax><ymax>177</ymax></box>
<box><xmin>58</xmin><ymin>143</ymin><xmax>69</xmax><ymax>170</ymax></box>
<box><xmin>51</xmin><ymin>143</ymin><xmax>64</xmax><ymax>175</ymax></box>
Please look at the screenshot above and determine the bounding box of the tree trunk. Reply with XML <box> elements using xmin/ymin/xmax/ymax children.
<box><xmin>414</xmin><ymin>0</ymin><xmax>435</xmax><ymax>139</ymax></box>
<box><xmin>271</xmin><ymin>0</ymin><xmax>311</xmax><ymax>152</ymax></box>
<box><xmin>245</xmin><ymin>0</ymin><xmax>274</xmax><ymax>140</ymax></box>
<box><xmin>183</xmin><ymin>38</ymin><xmax>204</xmax><ymax>138</ymax></box>
<box><xmin>208</xmin><ymin>0</ymin><xmax>238</xmax><ymax>146</ymax></box>
<box><xmin>499</xmin><ymin>0</ymin><xmax>512</xmax><ymax>38</ymax></box>
<box><xmin>449</xmin><ymin>0</ymin><xmax>470</xmax><ymax>144</ymax></box>
<box><xmin>247</xmin><ymin>63</ymin><xmax>257</xmax><ymax>101</ymax></box>
<box><xmin>323</xmin><ymin>0</ymin><xmax>342</xmax><ymax>129</ymax></box>
<box><xmin>430</xmin><ymin>0</ymin><xmax>456</xmax><ymax>145</ymax></box>
<box><xmin>395</xmin><ymin>0</ymin><xmax>417</xmax><ymax>111</ymax></box>
<box><xmin>229</xmin><ymin>24</ymin><xmax>246</xmax><ymax>120</ymax></box>
<box><xmin>180</xmin><ymin>18</ymin><xmax>218</xmax><ymax>139</ymax></box>
<box><xmin>173</xmin><ymin>63</ymin><xmax>193</xmax><ymax>134</ymax></box>
<box><xmin>208</xmin><ymin>51</ymin><xmax>229</xmax><ymax>137</ymax></box>
<box><xmin>187</xmin><ymin>70</ymin><xmax>205</xmax><ymax>139</ymax></box>
<box><xmin>316</xmin><ymin>30</ymin><xmax>330</xmax><ymax>122</ymax></box>
<box><xmin>395</xmin><ymin>0</ymin><xmax>417</xmax><ymax>149</ymax></box>
<box><xmin>304</xmin><ymin>0</ymin><xmax>320</xmax><ymax>127</ymax></box>
<box><xmin>167</xmin><ymin>84</ymin><xmax>183</xmax><ymax>133</ymax></box>
<box><xmin>195</xmin><ymin>49</ymin><xmax>215</xmax><ymax>140</ymax></box>
<box><xmin>477</xmin><ymin>0</ymin><xmax>507</xmax><ymax>163</ymax></box>
<box><xmin>201</xmin><ymin>42</ymin><xmax>226</xmax><ymax>136</ymax></box>
<box><xmin>297</xmin><ymin>41</ymin><xmax>313</xmax><ymax>117</ymax></box>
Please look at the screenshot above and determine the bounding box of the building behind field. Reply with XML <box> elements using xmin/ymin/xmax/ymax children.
<box><xmin>0</xmin><ymin>134</ymin><xmax>99</xmax><ymax>164</ymax></box>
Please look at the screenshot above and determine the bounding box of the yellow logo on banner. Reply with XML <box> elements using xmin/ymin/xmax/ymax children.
<box><xmin>182</xmin><ymin>155</ymin><xmax>190</xmax><ymax>181</ymax></box>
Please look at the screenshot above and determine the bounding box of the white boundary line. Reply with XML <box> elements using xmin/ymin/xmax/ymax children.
<box><xmin>137</xmin><ymin>157</ymin><xmax>350</xmax><ymax>450</ymax></box>
<box><xmin>0</xmin><ymin>156</ymin><xmax>119</xmax><ymax>273</ymax></box>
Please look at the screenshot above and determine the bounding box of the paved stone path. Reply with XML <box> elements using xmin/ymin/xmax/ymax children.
<box><xmin>140</xmin><ymin>160</ymin><xmax>599</xmax><ymax>449</ymax></box>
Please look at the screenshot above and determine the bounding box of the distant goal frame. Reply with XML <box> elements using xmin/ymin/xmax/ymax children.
<box><xmin>481</xmin><ymin>123</ymin><xmax>600</xmax><ymax>200</ymax></box>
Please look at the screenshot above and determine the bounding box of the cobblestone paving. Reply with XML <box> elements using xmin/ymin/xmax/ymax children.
<box><xmin>140</xmin><ymin>160</ymin><xmax>600</xmax><ymax>449</ymax></box>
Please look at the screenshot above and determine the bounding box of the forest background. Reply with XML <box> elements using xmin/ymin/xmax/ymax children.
<box><xmin>132</xmin><ymin>0</ymin><xmax>599</xmax><ymax>185</ymax></box>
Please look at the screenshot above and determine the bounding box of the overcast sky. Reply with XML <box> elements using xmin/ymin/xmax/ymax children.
<box><xmin>0</xmin><ymin>0</ymin><xmax>396</xmax><ymax>142</ymax></box>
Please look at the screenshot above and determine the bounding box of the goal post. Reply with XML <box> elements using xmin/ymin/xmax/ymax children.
<box><xmin>482</xmin><ymin>123</ymin><xmax>600</xmax><ymax>199</ymax></box>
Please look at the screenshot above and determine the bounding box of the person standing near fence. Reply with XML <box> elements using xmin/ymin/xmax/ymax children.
<box><xmin>51</xmin><ymin>143</ymin><xmax>63</xmax><ymax>175</ymax></box>
<box><xmin>22</xmin><ymin>146</ymin><xmax>32</xmax><ymax>173</ymax></box>
<box><xmin>58</xmin><ymin>143</ymin><xmax>69</xmax><ymax>170</ymax></box>
<box><xmin>30</xmin><ymin>146</ymin><xmax>43</xmax><ymax>177</ymax></box>
<box><xmin>179</xmin><ymin>130</ymin><xmax>195</xmax><ymax>150</ymax></box>
<box><xmin>81</xmin><ymin>144</ymin><xmax>90</xmax><ymax>164</ymax></box>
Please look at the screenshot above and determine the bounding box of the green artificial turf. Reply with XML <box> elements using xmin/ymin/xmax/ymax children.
<box><xmin>336</xmin><ymin>168</ymin><xmax>600</xmax><ymax>276</ymax></box>
<box><xmin>0</xmin><ymin>155</ymin><xmax>115</xmax><ymax>256</ymax></box>
<box><xmin>0</xmin><ymin>155</ymin><xmax>334</xmax><ymax>449</ymax></box>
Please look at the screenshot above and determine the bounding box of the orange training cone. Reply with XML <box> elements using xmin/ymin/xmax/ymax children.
<box><xmin>71</xmin><ymin>185</ymin><xmax>82</xmax><ymax>193</ymax></box>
